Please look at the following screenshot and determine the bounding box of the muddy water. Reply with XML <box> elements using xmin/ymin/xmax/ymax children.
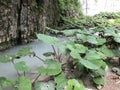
<box><xmin>0</xmin><ymin>40</ymin><xmax>53</xmax><ymax>79</ymax></box>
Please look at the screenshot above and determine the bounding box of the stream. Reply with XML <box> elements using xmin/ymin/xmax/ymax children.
<box><xmin>0</xmin><ymin>40</ymin><xmax>53</xmax><ymax>79</ymax></box>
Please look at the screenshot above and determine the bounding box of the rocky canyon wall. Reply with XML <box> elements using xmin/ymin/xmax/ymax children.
<box><xmin>0</xmin><ymin>0</ymin><xmax>60</xmax><ymax>50</ymax></box>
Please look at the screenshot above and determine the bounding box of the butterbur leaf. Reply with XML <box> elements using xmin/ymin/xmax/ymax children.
<box><xmin>66</xmin><ymin>44</ymin><xmax>74</xmax><ymax>51</ymax></box>
<box><xmin>96</xmin><ymin>45</ymin><xmax>114</xmax><ymax>57</ymax></box>
<box><xmin>75</xmin><ymin>44</ymin><xmax>88</xmax><ymax>53</ymax></box>
<box><xmin>58</xmin><ymin>45</ymin><xmax>67</xmax><ymax>54</ymax></box>
<box><xmin>70</xmin><ymin>50</ymin><xmax>81</xmax><ymax>59</ymax></box>
<box><xmin>76</xmin><ymin>34</ymin><xmax>87</xmax><ymax>42</ymax></box>
<box><xmin>0</xmin><ymin>77</ymin><xmax>14</xmax><ymax>87</ymax></box>
<box><xmin>14</xmin><ymin>61</ymin><xmax>29</xmax><ymax>72</ymax></box>
<box><xmin>79</xmin><ymin>59</ymin><xmax>104</xmax><ymax>70</ymax></box>
<box><xmin>61</xmin><ymin>29</ymin><xmax>79</xmax><ymax>36</ymax></box>
<box><xmin>67</xmin><ymin>79</ymin><xmax>85</xmax><ymax>90</ymax></box>
<box><xmin>17</xmin><ymin>46</ymin><xmax>32</xmax><ymax>57</ymax></box>
<box><xmin>43</xmin><ymin>52</ymin><xmax>54</xmax><ymax>57</ymax></box>
<box><xmin>104</xmin><ymin>27</ymin><xmax>116</xmax><ymax>36</ymax></box>
<box><xmin>87</xmin><ymin>36</ymin><xmax>98</xmax><ymax>44</ymax></box>
<box><xmin>55</xmin><ymin>73</ymin><xmax>67</xmax><ymax>90</ymax></box>
<box><xmin>37</xmin><ymin>34</ymin><xmax>59</xmax><ymax>45</ymax></box>
<box><xmin>0</xmin><ymin>55</ymin><xmax>14</xmax><ymax>63</ymax></box>
<box><xmin>85</xmin><ymin>50</ymin><xmax>101</xmax><ymax>60</ymax></box>
<box><xmin>114</xmin><ymin>36</ymin><xmax>120</xmax><ymax>43</ymax></box>
<box><xmin>35</xmin><ymin>81</ymin><xmax>55</xmax><ymax>90</ymax></box>
<box><xmin>38</xmin><ymin>60</ymin><xmax>61</xmax><ymax>75</ymax></box>
<box><xmin>96</xmin><ymin>38</ymin><xmax>106</xmax><ymax>45</ymax></box>
<box><xmin>92</xmin><ymin>68</ymin><xmax>106</xmax><ymax>77</ymax></box>
<box><xmin>93</xmin><ymin>77</ymin><xmax>104</xmax><ymax>86</ymax></box>
<box><xmin>16</xmin><ymin>76</ymin><xmax>31</xmax><ymax>90</ymax></box>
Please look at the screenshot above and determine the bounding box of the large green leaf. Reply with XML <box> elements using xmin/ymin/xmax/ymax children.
<box><xmin>14</xmin><ymin>61</ymin><xmax>29</xmax><ymax>72</ymax></box>
<box><xmin>0</xmin><ymin>77</ymin><xmax>14</xmax><ymax>88</ymax></box>
<box><xmin>16</xmin><ymin>76</ymin><xmax>31</xmax><ymax>90</ymax></box>
<box><xmin>79</xmin><ymin>59</ymin><xmax>105</xmax><ymax>70</ymax></box>
<box><xmin>66</xmin><ymin>44</ymin><xmax>74</xmax><ymax>51</ymax></box>
<box><xmin>76</xmin><ymin>34</ymin><xmax>87</xmax><ymax>42</ymax></box>
<box><xmin>114</xmin><ymin>35</ymin><xmax>120</xmax><ymax>43</ymax></box>
<box><xmin>86</xmin><ymin>36</ymin><xmax>98</xmax><ymax>44</ymax></box>
<box><xmin>38</xmin><ymin>60</ymin><xmax>61</xmax><ymax>75</ymax></box>
<box><xmin>58</xmin><ymin>45</ymin><xmax>67</xmax><ymax>54</ymax></box>
<box><xmin>93</xmin><ymin>77</ymin><xmax>104</xmax><ymax>86</ymax></box>
<box><xmin>0</xmin><ymin>55</ymin><xmax>15</xmax><ymax>63</ymax></box>
<box><xmin>75</xmin><ymin>44</ymin><xmax>88</xmax><ymax>53</ymax></box>
<box><xmin>55</xmin><ymin>73</ymin><xmax>67</xmax><ymax>90</ymax></box>
<box><xmin>61</xmin><ymin>29</ymin><xmax>80</xmax><ymax>36</ymax></box>
<box><xmin>17</xmin><ymin>46</ymin><xmax>32</xmax><ymax>57</ymax></box>
<box><xmin>96</xmin><ymin>38</ymin><xmax>106</xmax><ymax>45</ymax></box>
<box><xmin>85</xmin><ymin>50</ymin><xmax>101</xmax><ymax>60</ymax></box>
<box><xmin>67</xmin><ymin>79</ymin><xmax>85</xmax><ymax>90</ymax></box>
<box><xmin>96</xmin><ymin>45</ymin><xmax>114</xmax><ymax>57</ymax></box>
<box><xmin>104</xmin><ymin>27</ymin><xmax>116</xmax><ymax>36</ymax></box>
<box><xmin>70</xmin><ymin>50</ymin><xmax>81</xmax><ymax>59</ymax></box>
<box><xmin>37</xmin><ymin>34</ymin><xmax>59</xmax><ymax>45</ymax></box>
<box><xmin>35</xmin><ymin>81</ymin><xmax>55</xmax><ymax>90</ymax></box>
<box><xmin>92</xmin><ymin>68</ymin><xmax>106</xmax><ymax>77</ymax></box>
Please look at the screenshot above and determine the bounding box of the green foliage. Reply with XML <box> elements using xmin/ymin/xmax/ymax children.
<box><xmin>16</xmin><ymin>46</ymin><xmax>32</xmax><ymax>57</ymax></box>
<box><xmin>35</xmin><ymin>26</ymin><xmax>120</xmax><ymax>89</ymax></box>
<box><xmin>0</xmin><ymin>77</ymin><xmax>14</xmax><ymax>87</ymax></box>
<box><xmin>67</xmin><ymin>79</ymin><xmax>86</xmax><ymax>90</ymax></box>
<box><xmin>55</xmin><ymin>73</ymin><xmax>67</xmax><ymax>90</ymax></box>
<box><xmin>61</xmin><ymin>12</ymin><xmax>120</xmax><ymax>29</ymax></box>
<box><xmin>93</xmin><ymin>77</ymin><xmax>104</xmax><ymax>86</ymax></box>
<box><xmin>37</xmin><ymin>34</ymin><xmax>59</xmax><ymax>45</ymax></box>
<box><xmin>35</xmin><ymin>82</ymin><xmax>55</xmax><ymax>90</ymax></box>
<box><xmin>16</xmin><ymin>76</ymin><xmax>31</xmax><ymax>90</ymax></box>
<box><xmin>38</xmin><ymin>59</ymin><xmax>62</xmax><ymax>75</ymax></box>
<box><xmin>14</xmin><ymin>61</ymin><xmax>29</xmax><ymax>72</ymax></box>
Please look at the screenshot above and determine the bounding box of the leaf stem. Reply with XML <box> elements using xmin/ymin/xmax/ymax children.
<box><xmin>52</xmin><ymin>45</ymin><xmax>57</xmax><ymax>59</ymax></box>
<box><xmin>11</xmin><ymin>60</ymin><xmax>20</xmax><ymax>77</ymax></box>
<box><xmin>34</xmin><ymin>55</ymin><xmax>45</xmax><ymax>62</ymax></box>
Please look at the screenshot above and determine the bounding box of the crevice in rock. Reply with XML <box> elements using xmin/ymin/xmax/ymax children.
<box><xmin>17</xmin><ymin>0</ymin><xmax>23</xmax><ymax>44</ymax></box>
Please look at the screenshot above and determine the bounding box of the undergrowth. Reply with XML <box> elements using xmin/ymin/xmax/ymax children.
<box><xmin>0</xmin><ymin>26</ymin><xmax>120</xmax><ymax>90</ymax></box>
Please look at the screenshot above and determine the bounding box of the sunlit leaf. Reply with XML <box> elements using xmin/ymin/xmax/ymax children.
<box><xmin>96</xmin><ymin>38</ymin><xmax>106</xmax><ymax>45</ymax></box>
<box><xmin>0</xmin><ymin>77</ymin><xmax>14</xmax><ymax>88</ymax></box>
<box><xmin>114</xmin><ymin>36</ymin><xmax>120</xmax><ymax>43</ymax></box>
<box><xmin>67</xmin><ymin>79</ymin><xmax>85</xmax><ymax>90</ymax></box>
<box><xmin>14</xmin><ymin>61</ymin><xmax>29</xmax><ymax>72</ymax></box>
<box><xmin>79</xmin><ymin>59</ymin><xmax>104</xmax><ymax>70</ymax></box>
<box><xmin>96</xmin><ymin>45</ymin><xmax>114</xmax><ymax>57</ymax></box>
<box><xmin>55</xmin><ymin>73</ymin><xmax>67</xmax><ymax>90</ymax></box>
<box><xmin>58</xmin><ymin>45</ymin><xmax>67</xmax><ymax>54</ymax></box>
<box><xmin>93</xmin><ymin>77</ymin><xmax>104</xmax><ymax>86</ymax></box>
<box><xmin>37</xmin><ymin>34</ymin><xmax>59</xmax><ymax>45</ymax></box>
<box><xmin>61</xmin><ymin>29</ymin><xmax>80</xmax><ymax>36</ymax></box>
<box><xmin>75</xmin><ymin>44</ymin><xmax>88</xmax><ymax>53</ymax></box>
<box><xmin>0</xmin><ymin>55</ymin><xmax>14</xmax><ymax>63</ymax></box>
<box><xmin>16</xmin><ymin>76</ymin><xmax>31</xmax><ymax>90</ymax></box>
<box><xmin>17</xmin><ymin>46</ymin><xmax>32</xmax><ymax>57</ymax></box>
<box><xmin>35</xmin><ymin>81</ymin><xmax>55</xmax><ymax>90</ymax></box>
<box><xmin>85</xmin><ymin>50</ymin><xmax>101</xmax><ymax>60</ymax></box>
<box><xmin>38</xmin><ymin>60</ymin><xmax>61</xmax><ymax>75</ymax></box>
<box><xmin>87</xmin><ymin>36</ymin><xmax>98</xmax><ymax>44</ymax></box>
<box><xmin>76</xmin><ymin>34</ymin><xmax>87</xmax><ymax>42</ymax></box>
<box><xmin>70</xmin><ymin>50</ymin><xmax>81</xmax><ymax>59</ymax></box>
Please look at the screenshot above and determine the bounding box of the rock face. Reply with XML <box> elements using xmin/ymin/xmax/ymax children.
<box><xmin>0</xmin><ymin>0</ymin><xmax>60</xmax><ymax>50</ymax></box>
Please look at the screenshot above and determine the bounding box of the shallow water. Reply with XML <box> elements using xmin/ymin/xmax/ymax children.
<box><xmin>0</xmin><ymin>40</ymin><xmax>53</xmax><ymax>79</ymax></box>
